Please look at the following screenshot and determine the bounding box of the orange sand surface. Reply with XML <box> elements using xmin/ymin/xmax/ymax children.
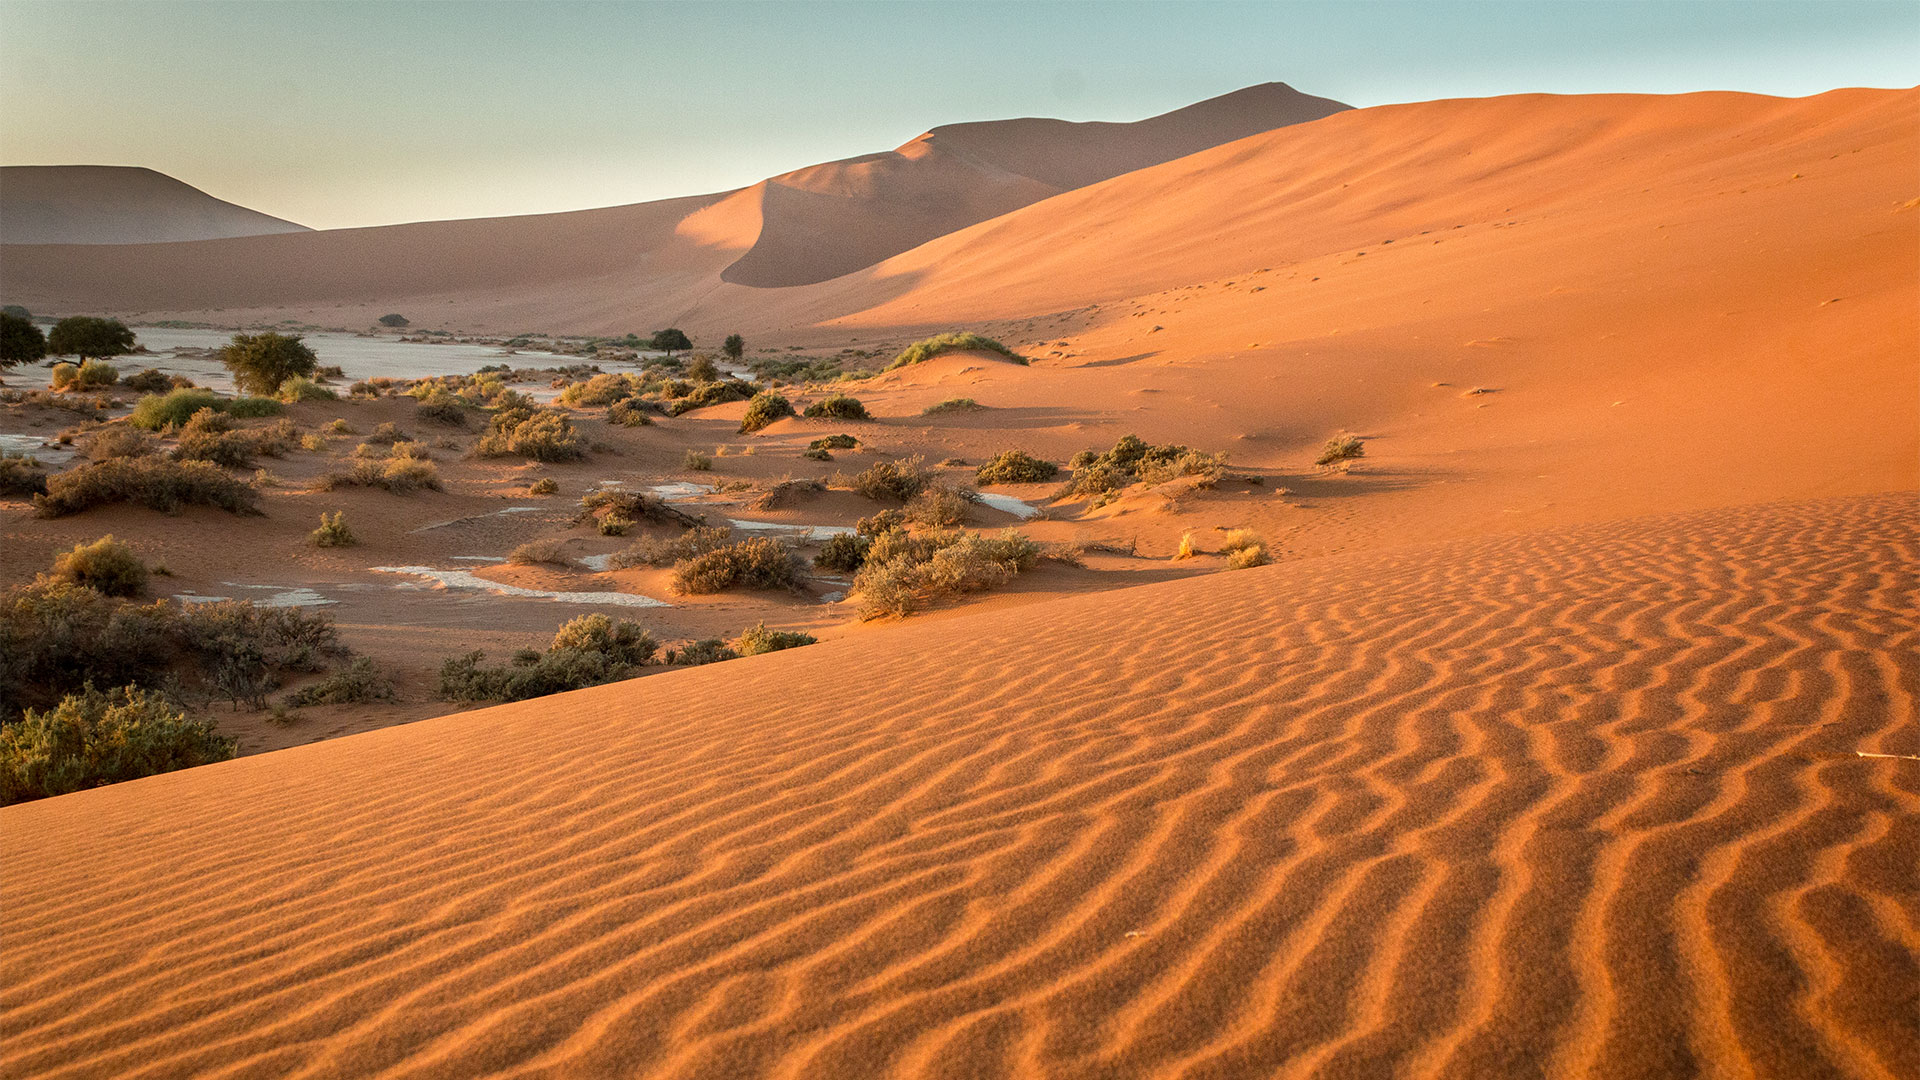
<box><xmin>4</xmin><ymin>492</ymin><xmax>1915</xmax><ymax>1079</ymax></box>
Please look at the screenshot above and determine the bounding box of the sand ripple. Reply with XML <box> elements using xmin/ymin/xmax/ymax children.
<box><xmin>2</xmin><ymin>493</ymin><xmax>1914</xmax><ymax>1079</ymax></box>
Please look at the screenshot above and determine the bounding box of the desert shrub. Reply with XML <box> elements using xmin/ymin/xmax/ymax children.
<box><xmin>975</xmin><ymin>449</ymin><xmax>1058</xmax><ymax>486</ymax></box>
<box><xmin>683</xmin><ymin>449</ymin><xmax>712</xmax><ymax>471</ymax></box>
<box><xmin>220</xmin><ymin>332</ymin><xmax>318</xmax><ymax>396</ymax></box>
<box><xmin>327</xmin><ymin>419</ymin><xmax>352</xmax><ymax>435</ymax></box>
<box><xmin>749</xmin><ymin>477</ymin><xmax>825</xmax><ymax>510</ymax></box>
<box><xmin>548</xmin><ymin>614</ymin><xmax>657</xmax><ymax>665</ymax></box>
<box><xmin>129</xmin><ymin>389</ymin><xmax>226</xmax><ymax>430</ymax></box>
<box><xmin>1175</xmin><ymin>532</ymin><xmax>1200</xmax><ymax>560</ymax></box>
<box><xmin>277</xmin><ymin>376</ymin><xmax>336</xmax><ymax>403</ymax></box>
<box><xmin>612</xmin><ymin>525</ymin><xmax>734</xmax><ymax>569</ymax></box>
<box><xmin>75</xmin><ymin>359</ymin><xmax>120</xmax><ymax>388</ymax></box>
<box><xmin>852</xmin><ymin>527</ymin><xmax>1040</xmax><ymax>618</ymax></box>
<box><xmin>598</xmin><ymin>512</ymin><xmax>633</xmax><ymax>537</ymax></box>
<box><xmin>670</xmin><ymin>638</ymin><xmax>737</xmax><ymax>666</ymax></box>
<box><xmin>81</xmin><ymin>426</ymin><xmax>156</xmax><ymax>461</ymax></box>
<box><xmin>364</xmin><ymin>421</ymin><xmax>405</xmax><ymax>445</ymax></box>
<box><xmin>810</xmin><ymin>434</ymin><xmax>859</xmax><ymax>450</ymax></box>
<box><xmin>607</xmin><ymin>398</ymin><xmax>653</xmax><ymax>427</ymax></box>
<box><xmin>310</xmin><ymin>511</ymin><xmax>356</xmax><ymax>547</ymax></box>
<box><xmin>119</xmin><ymin>368</ymin><xmax>172</xmax><ymax>394</ymax></box>
<box><xmin>509</xmin><ymin>538</ymin><xmax>572</xmax><ymax>566</ymax></box>
<box><xmin>48</xmin><ymin>362</ymin><xmax>79</xmax><ymax>390</ymax></box>
<box><xmin>1228</xmin><ymin>547</ymin><xmax>1269</xmax><ymax>569</ymax></box>
<box><xmin>175</xmin><ymin>600</ymin><xmax>344</xmax><ymax>709</ymax></box>
<box><xmin>577</xmin><ymin>489</ymin><xmax>703</xmax><ymax>529</ymax></box>
<box><xmin>415</xmin><ymin>392</ymin><xmax>469</xmax><ymax>426</ymax></box>
<box><xmin>36</xmin><ymin>458</ymin><xmax>260</xmax><ymax>517</ymax></box>
<box><xmin>1219</xmin><ymin>528</ymin><xmax>1269</xmax><ymax>568</ymax></box>
<box><xmin>739</xmin><ymin>391</ymin><xmax>796</xmax><ymax>434</ymax></box>
<box><xmin>1</xmin><ymin>453</ymin><xmax>48</xmax><ymax>497</ymax></box>
<box><xmin>0</xmin><ymin>582</ymin><xmax>173</xmax><ymax>716</ymax></box>
<box><xmin>0</xmin><ymin>685</ymin><xmax>236</xmax><ymax>805</ymax></box>
<box><xmin>556</xmin><ymin>372</ymin><xmax>636</xmax><ymax>407</ymax></box>
<box><xmin>666</xmin><ymin>379</ymin><xmax>754</xmax><ymax>416</ymax></box>
<box><xmin>300</xmin><ymin>432</ymin><xmax>326</xmax><ymax>451</ymax></box>
<box><xmin>850</xmin><ymin>456</ymin><xmax>930</xmax><ymax>502</ymax></box>
<box><xmin>888</xmin><ymin>333</ymin><xmax>1025</xmax><ymax>370</ymax></box>
<box><xmin>906</xmin><ymin>484</ymin><xmax>974</xmax><ymax>527</ymax></box>
<box><xmin>315</xmin><ymin>445</ymin><xmax>440</xmax><ymax>495</ymax></box>
<box><xmin>172</xmin><ymin>408</ymin><xmax>254</xmax><ymax>467</ymax></box>
<box><xmin>687</xmin><ymin>355</ymin><xmax>721</xmax><ymax>383</ymax></box>
<box><xmin>1061</xmin><ymin>434</ymin><xmax>1223</xmax><ymax>496</ymax></box>
<box><xmin>671</xmin><ymin>537</ymin><xmax>798</xmax><ymax>594</ymax></box>
<box><xmin>285</xmin><ymin>657</ymin><xmax>394</xmax><ymax>706</ymax></box>
<box><xmin>49</xmin><ymin>535</ymin><xmax>148</xmax><ymax>596</ymax></box>
<box><xmin>813</xmin><ymin>533</ymin><xmax>872</xmax><ymax>572</ymax></box>
<box><xmin>476</xmin><ymin>405</ymin><xmax>584</xmax><ymax>462</ymax></box>
<box><xmin>528</xmin><ymin>477</ymin><xmax>558</xmax><ymax>495</ymax></box>
<box><xmin>736</xmin><ymin>623</ymin><xmax>816</xmax><ymax>656</ymax></box>
<box><xmin>1317</xmin><ymin>434</ymin><xmax>1365</xmax><ymax>466</ymax></box>
<box><xmin>803</xmin><ymin>394</ymin><xmax>868</xmax><ymax>420</ymax></box>
<box><xmin>923</xmin><ymin>398</ymin><xmax>984</xmax><ymax>415</ymax></box>
<box><xmin>804</xmin><ymin>447</ymin><xmax>833</xmax><ymax>461</ymax></box>
<box><xmin>439</xmin><ymin>615</ymin><xmax>656</xmax><ymax>702</ymax></box>
<box><xmin>855</xmin><ymin>508</ymin><xmax>906</xmax><ymax>537</ymax></box>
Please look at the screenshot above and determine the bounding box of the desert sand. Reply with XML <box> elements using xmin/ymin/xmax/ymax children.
<box><xmin>0</xmin><ymin>166</ymin><xmax>311</xmax><ymax>246</ymax></box>
<box><xmin>1</xmin><ymin>83</ymin><xmax>1916</xmax><ymax>1078</ymax></box>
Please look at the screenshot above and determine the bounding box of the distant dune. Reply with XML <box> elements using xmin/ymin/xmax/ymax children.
<box><xmin>3</xmin><ymin>492</ymin><xmax>1913</xmax><ymax>1078</ymax></box>
<box><xmin>0</xmin><ymin>165</ymin><xmax>310</xmax><ymax>245</ymax></box>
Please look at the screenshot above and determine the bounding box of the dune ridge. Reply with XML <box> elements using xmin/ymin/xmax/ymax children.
<box><xmin>0</xmin><ymin>166</ymin><xmax>311</xmax><ymax>245</ymax></box>
<box><xmin>3</xmin><ymin>492</ymin><xmax>1914</xmax><ymax>1079</ymax></box>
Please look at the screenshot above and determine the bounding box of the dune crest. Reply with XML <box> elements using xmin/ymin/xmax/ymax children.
<box><xmin>2</xmin><ymin>493</ymin><xmax>1914</xmax><ymax>1079</ymax></box>
<box><xmin>0</xmin><ymin>166</ymin><xmax>310</xmax><ymax>245</ymax></box>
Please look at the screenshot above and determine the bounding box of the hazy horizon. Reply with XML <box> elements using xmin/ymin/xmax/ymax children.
<box><xmin>3</xmin><ymin>0</ymin><xmax>1915</xmax><ymax>231</ymax></box>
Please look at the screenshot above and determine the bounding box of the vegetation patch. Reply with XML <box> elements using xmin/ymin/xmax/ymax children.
<box><xmin>285</xmin><ymin>657</ymin><xmax>395</xmax><ymax>706</ymax></box>
<box><xmin>476</xmin><ymin>402</ymin><xmax>585</xmax><ymax>462</ymax></box>
<box><xmin>739</xmin><ymin>390</ymin><xmax>796</xmax><ymax>434</ymax></box>
<box><xmin>612</xmin><ymin>525</ymin><xmax>734</xmax><ymax>569</ymax></box>
<box><xmin>803</xmin><ymin>394</ymin><xmax>869</xmax><ymax>420</ymax></box>
<box><xmin>1</xmin><ymin>685</ymin><xmax>236</xmax><ymax>806</ymax></box>
<box><xmin>853</xmin><ymin>527</ymin><xmax>1040</xmax><ymax>618</ymax></box>
<box><xmin>847</xmin><ymin>456</ymin><xmax>930</xmax><ymax>502</ymax></box>
<box><xmin>1316</xmin><ymin>434</ymin><xmax>1365</xmax><ymax>466</ymax></box>
<box><xmin>49</xmin><ymin>536</ymin><xmax>149</xmax><ymax>597</ymax></box>
<box><xmin>922</xmin><ymin>397</ymin><xmax>985</xmax><ymax>415</ymax></box>
<box><xmin>310</xmin><ymin>511</ymin><xmax>356</xmax><ymax>547</ymax></box>
<box><xmin>888</xmin><ymin>332</ymin><xmax>1026</xmax><ymax>371</ymax></box>
<box><xmin>1061</xmin><ymin>434</ymin><xmax>1225</xmax><ymax>496</ymax></box>
<box><xmin>975</xmin><ymin>449</ymin><xmax>1058</xmax><ymax>486</ymax></box>
<box><xmin>736</xmin><ymin>623</ymin><xmax>816</xmax><ymax>656</ymax></box>
<box><xmin>671</xmin><ymin>537</ymin><xmax>799</xmax><ymax>594</ymax></box>
<box><xmin>439</xmin><ymin>614</ymin><xmax>656</xmax><ymax>702</ymax></box>
<box><xmin>0</xmin><ymin>453</ymin><xmax>47</xmax><ymax>497</ymax></box>
<box><xmin>36</xmin><ymin>458</ymin><xmax>260</xmax><ymax>517</ymax></box>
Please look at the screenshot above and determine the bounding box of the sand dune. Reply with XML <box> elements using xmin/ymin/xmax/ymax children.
<box><xmin>2</xmin><ymin>492</ymin><xmax>1914</xmax><ymax>1079</ymax></box>
<box><xmin>0</xmin><ymin>166</ymin><xmax>311</xmax><ymax>245</ymax></box>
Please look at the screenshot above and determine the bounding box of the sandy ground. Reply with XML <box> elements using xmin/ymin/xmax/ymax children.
<box><xmin>0</xmin><ymin>85</ymin><xmax>1916</xmax><ymax>1078</ymax></box>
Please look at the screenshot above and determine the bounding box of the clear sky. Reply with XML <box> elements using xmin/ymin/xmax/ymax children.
<box><xmin>2</xmin><ymin>1</ymin><xmax>1913</xmax><ymax>230</ymax></box>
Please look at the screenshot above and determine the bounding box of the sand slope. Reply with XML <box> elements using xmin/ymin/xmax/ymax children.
<box><xmin>0</xmin><ymin>166</ymin><xmax>311</xmax><ymax>245</ymax></box>
<box><xmin>3</xmin><ymin>492</ymin><xmax>1914</xmax><ymax>1079</ymax></box>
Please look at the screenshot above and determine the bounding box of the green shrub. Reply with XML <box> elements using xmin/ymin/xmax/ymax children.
<box><xmin>48</xmin><ymin>362</ymin><xmax>79</xmax><ymax>390</ymax></box>
<box><xmin>666</xmin><ymin>379</ymin><xmax>754</xmax><ymax>415</ymax></box>
<box><xmin>671</xmin><ymin>537</ymin><xmax>798</xmax><ymax>594</ymax></box>
<box><xmin>548</xmin><ymin>613</ymin><xmax>658</xmax><ymax>665</ymax></box>
<box><xmin>438</xmin><ymin>614</ymin><xmax>656</xmax><ymax>702</ymax></box>
<box><xmin>35</xmin><ymin>458</ymin><xmax>260</xmax><ymax>517</ymax></box>
<box><xmin>1</xmin><ymin>452</ymin><xmax>48</xmax><ymax>497</ymax></box>
<box><xmin>285</xmin><ymin>657</ymin><xmax>394</xmax><ymax>706</ymax></box>
<box><xmin>804</xmin><ymin>447</ymin><xmax>833</xmax><ymax>461</ymax></box>
<box><xmin>363</xmin><ymin>421</ymin><xmax>405</xmax><ymax>445</ymax></box>
<box><xmin>906</xmin><ymin>484</ymin><xmax>974</xmax><ymax>527</ymax></box>
<box><xmin>736</xmin><ymin>623</ymin><xmax>816</xmax><ymax>656</ymax></box>
<box><xmin>528</xmin><ymin>477</ymin><xmax>559</xmax><ymax>495</ymax></box>
<box><xmin>476</xmin><ymin>405</ymin><xmax>584</xmax><ymax>462</ymax></box>
<box><xmin>120</xmin><ymin>368</ymin><xmax>172</xmax><ymax>394</ymax></box>
<box><xmin>220</xmin><ymin>332</ymin><xmax>318</xmax><ymax>396</ymax></box>
<box><xmin>670</xmin><ymin>638</ymin><xmax>737</xmax><ymax>666</ymax></box>
<box><xmin>856</xmin><ymin>508</ymin><xmax>906</xmax><ymax>537</ymax></box>
<box><xmin>849</xmin><ymin>456</ymin><xmax>929</xmax><ymax>502</ymax></box>
<box><xmin>607</xmin><ymin>398</ymin><xmax>653</xmax><ymax>427</ymax></box>
<box><xmin>74</xmin><ymin>359</ymin><xmax>120</xmax><ymax>388</ymax></box>
<box><xmin>277</xmin><ymin>376</ymin><xmax>336</xmax><ymax>403</ymax></box>
<box><xmin>598</xmin><ymin>512</ymin><xmax>633</xmax><ymax>537</ymax></box>
<box><xmin>556</xmin><ymin>372</ymin><xmax>636</xmax><ymax>407</ymax></box>
<box><xmin>0</xmin><ymin>685</ymin><xmax>236</xmax><ymax>805</ymax></box>
<box><xmin>174</xmin><ymin>600</ymin><xmax>345</xmax><ymax>709</ymax></box>
<box><xmin>50</xmin><ymin>535</ymin><xmax>148</xmax><ymax>596</ymax></box>
<box><xmin>315</xmin><ymin>447</ymin><xmax>441</xmax><ymax>494</ymax></box>
<box><xmin>577</xmin><ymin>489</ymin><xmax>703</xmax><ymax>529</ymax></box>
<box><xmin>739</xmin><ymin>391</ymin><xmax>796</xmax><ymax>434</ymax></box>
<box><xmin>310</xmin><ymin>511</ymin><xmax>356</xmax><ymax>547</ymax></box>
<box><xmin>803</xmin><ymin>394</ymin><xmax>868</xmax><ymax>420</ymax></box>
<box><xmin>888</xmin><ymin>332</ymin><xmax>1025</xmax><ymax>370</ymax></box>
<box><xmin>852</xmin><ymin>528</ymin><xmax>1040</xmax><ymax>618</ymax></box>
<box><xmin>975</xmin><ymin>449</ymin><xmax>1058</xmax><ymax>485</ymax></box>
<box><xmin>922</xmin><ymin>397</ymin><xmax>985</xmax><ymax>415</ymax></box>
<box><xmin>810</xmin><ymin>434</ymin><xmax>859</xmax><ymax>450</ymax></box>
<box><xmin>1061</xmin><ymin>434</ymin><xmax>1224</xmax><ymax>496</ymax></box>
<box><xmin>612</xmin><ymin>525</ymin><xmax>734</xmax><ymax>569</ymax></box>
<box><xmin>684</xmin><ymin>449</ymin><xmax>713</xmax><ymax>471</ymax></box>
<box><xmin>81</xmin><ymin>426</ymin><xmax>156</xmax><ymax>461</ymax></box>
<box><xmin>172</xmin><ymin>407</ymin><xmax>255</xmax><ymax>467</ymax></box>
<box><xmin>1316</xmin><ymin>434</ymin><xmax>1364</xmax><ymax>466</ymax></box>
<box><xmin>812</xmin><ymin>533</ymin><xmax>871</xmax><ymax>572</ymax></box>
<box><xmin>416</xmin><ymin>392</ymin><xmax>469</xmax><ymax>426</ymax></box>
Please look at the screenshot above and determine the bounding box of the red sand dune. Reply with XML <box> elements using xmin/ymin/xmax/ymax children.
<box><xmin>0</xmin><ymin>166</ymin><xmax>311</xmax><ymax>245</ymax></box>
<box><xmin>2</xmin><ymin>493</ymin><xmax>1915</xmax><ymax>1078</ymax></box>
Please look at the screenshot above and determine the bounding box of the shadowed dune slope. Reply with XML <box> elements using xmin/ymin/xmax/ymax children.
<box><xmin>0</xmin><ymin>166</ymin><xmax>311</xmax><ymax>245</ymax></box>
<box><xmin>4</xmin><ymin>492</ymin><xmax>1915</xmax><ymax>1080</ymax></box>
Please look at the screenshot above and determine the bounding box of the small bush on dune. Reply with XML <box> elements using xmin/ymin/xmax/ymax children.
<box><xmin>1175</xmin><ymin>532</ymin><xmax>1200</xmax><ymax>560</ymax></box>
<box><xmin>671</xmin><ymin>537</ymin><xmax>798</xmax><ymax>594</ymax></box>
<box><xmin>975</xmin><ymin>449</ymin><xmax>1058</xmax><ymax>486</ymax></box>
<box><xmin>923</xmin><ymin>397</ymin><xmax>984</xmax><ymax>415</ymax></box>
<box><xmin>1</xmin><ymin>453</ymin><xmax>48</xmax><ymax>497</ymax></box>
<box><xmin>0</xmin><ymin>685</ymin><xmax>236</xmax><ymax>806</ymax></box>
<box><xmin>364</xmin><ymin>421</ymin><xmax>405</xmax><ymax>445</ymax></box>
<box><xmin>607</xmin><ymin>398</ymin><xmax>653</xmax><ymax>427</ymax></box>
<box><xmin>36</xmin><ymin>458</ymin><xmax>260</xmax><ymax>517</ymax></box>
<box><xmin>804</xmin><ymin>447</ymin><xmax>833</xmax><ymax>461</ymax></box>
<box><xmin>888</xmin><ymin>332</ymin><xmax>1026</xmax><ymax>371</ymax></box>
<box><xmin>684</xmin><ymin>449</ymin><xmax>712</xmax><ymax>471</ymax></box>
<box><xmin>439</xmin><ymin>614</ymin><xmax>657</xmax><ymax>702</ymax></box>
<box><xmin>665</xmin><ymin>379</ymin><xmax>754</xmax><ymax>416</ymax></box>
<box><xmin>598</xmin><ymin>512</ymin><xmax>633</xmax><ymax>536</ymax></box>
<box><xmin>749</xmin><ymin>477</ymin><xmax>825</xmax><ymax>511</ymax></box>
<box><xmin>476</xmin><ymin>405</ymin><xmax>584</xmax><ymax>462</ymax></box>
<box><xmin>129</xmin><ymin>388</ymin><xmax>223</xmax><ymax>431</ymax></box>
<box><xmin>810</xmin><ymin>434</ymin><xmax>859</xmax><ymax>451</ymax></box>
<box><xmin>856</xmin><ymin>508</ymin><xmax>906</xmax><ymax>537</ymax></box>
<box><xmin>548</xmin><ymin>613</ymin><xmax>658</xmax><ymax>665</ymax></box>
<box><xmin>739</xmin><ymin>390</ymin><xmax>796</xmax><ymax>434</ymax></box>
<box><xmin>316</xmin><ymin>445</ymin><xmax>441</xmax><ymax>494</ymax></box>
<box><xmin>50</xmin><ymin>536</ymin><xmax>149</xmax><ymax>596</ymax></box>
<box><xmin>852</xmin><ymin>527</ymin><xmax>1040</xmax><ymax>618</ymax></box>
<box><xmin>735</xmin><ymin>622</ymin><xmax>816</xmax><ymax>656</ymax></box>
<box><xmin>812</xmin><ymin>533</ymin><xmax>871</xmax><ymax>573</ymax></box>
<box><xmin>310</xmin><ymin>511</ymin><xmax>356</xmax><ymax>547</ymax></box>
<box><xmin>81</xmin><ymin>426</ymin><xmax>156</xmax><ymax>462</ymax></box>
<box><xmin>528</xmin><ymin>477</ymin><xmax>559</xmax><ymax>495</ymax></box>
<box><xmin>612</xmin><ymin>524</ymin><xmax>734</xmax><ymax>569</ymax></box>
<box><xmin>849</xmin><ymin>456</ymin><xmax>929</xmax><ymax>502</ymax></box>
<box><xmin>1219</xmin><ymin>528</ymin><xmax>1270</xmax><ymax>568</ymax></box>
<box><xmin>803</xmin><ymin>395</ymin><xmax>868</xmax><ymax>420</ymax></box>
<box><xmin>509</xmin><ymin>538</ymin><xmax>572</xmax><ymax>566</ymax></box>
<box><xmin>285</xmin><ymin>657</ymin><xmax>394</xmax><ymax>706</ymax></box>
<box><xmin>906</xmin><ymin>484</ymin><xmax>975</xmax><ymax>527</ymax></box>
<box><xmin>416</xmin><ymin>391</ymin><xmax>469</xmax><ymax>426</ymax></box>
<box><xmin>48</xmin><ymin>362</ymin><xmax>79</xmax><ymax>390</ymax></box>
<box><xmin>277</xmin><ymin>376</ymin><xmax>336</xmax><ymax>403</ymax></box>
<box><xmin>121</xmin><ymin>368</ymin><xmax>172</xmax><ymax>394</ymax></box>
<box><xmin>577</xmin><ymin>489</ymin><xmax>703</xmax><ymax>529</ymax></box>
<box><xmin>669</xmin><ymin>638</ymin><xmax>736</xmax><ymax>666</ymax></box>
<box><xmin>1061</xmin><ymin>434</ymin><xmax>1224</xmax><ymax>497</ymax></box>
<box><xmin>556</xmin><ymin>372</ymin><xmax>637</xmax><ymax>408</ymax></box>
<box><xmin>172</xmin><ymin>408</ymin><xmax>254</xmax><ymax>467</ymax></box>
<box><xmin>1317</xmin><ymin>434</ymin><xmax>1365</xmax><ymax>466</ymax></box>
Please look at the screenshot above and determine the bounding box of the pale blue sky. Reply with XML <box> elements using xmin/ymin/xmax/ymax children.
<box><xmin>3</xmin><ymin>1</ymin><xmax>1914</xmax><ymax>230</ymax></box>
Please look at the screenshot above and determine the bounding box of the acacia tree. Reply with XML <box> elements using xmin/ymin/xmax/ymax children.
<box><xmin>649</xmin><ymin>328</ymin><xmax>692</xmax><ymax>355</ymax></box>
<box><xmin>723</xmin><ymin>334</ymin><xmax>744</xmax><ymax>362</ymax></box>
<box><xmin>47</xmin><ymin>316</ymin><xmax>135</xmax><ymax>362</ymax></box>
<box><xmin>0</xmin><ymin>312</ymin><xmax>47</xmax><ymax>369</ymax></box>
<box><xmin>219</xmin><ymin>332</ymin><xmax>319</xmax><ymax>395</ymax></box>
